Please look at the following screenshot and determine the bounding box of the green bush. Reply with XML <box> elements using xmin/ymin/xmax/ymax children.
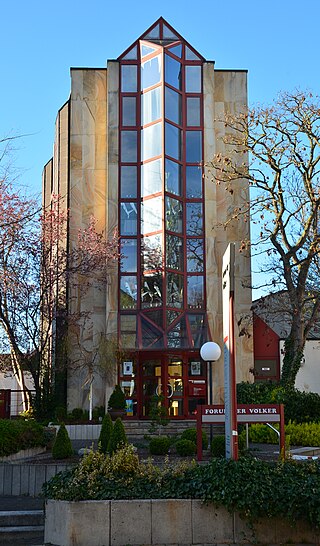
<box><xmin>0</xmin><ymin>419</ymin><xmax>46</xmax><ymax>457</ymax></box>
<box><xmin>175</xmin><ymin>439</ymin><xmax>196</xmax><ymax>456</ymax></box>
<box><xmin>211</xmin><ymin>435</ymin><xmax>225</xmax><ymax>458</ymax></box>
<box><xmin>107</xmin><ymin>418</ymin><xmax>127</xmax><ymax>454</ymax></box>
<box><xmin>249</xmin><ymin>421</ymin><xmax>320</xmax><ymax>447</ymax></box>
<box><xmin>98</xmin><ymin>413</ymin><xmax>113</xmax><ymax>454</ymax></box>
<box><xmin>70</xmin><ymin>408</ymin><xmax>85</xmax><ymax>421</ymax></box>
<box><xmin>149</xmin><ymin>436</ymin><xmax>170</xmax><ymax>455</ymax></box>
<box><xmin>52</xmin><ymin>423</ymin><xmax>74</xmax><ymax>459</ymax></box>
<box><xmin>108</xmin><ymin>385</ymin><xmax>126</xmax><ymax>411</ymax></box>
<box><xmin>181</xmin><ymin>428</ymin><xmax>208</xmax><ymax>450</ymax></box>
<box><xmin>92</xmin><ymin>406</ymin><xmax>105</xmax><ymax>421</ymax></box>
<box><xmin>237</xmin><ymin>382</ymin><xmax>320</xmax><ymax>423</ymax></box>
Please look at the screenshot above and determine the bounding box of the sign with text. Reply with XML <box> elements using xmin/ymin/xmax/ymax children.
<box><xmin>201</xmin><ymin>404</ymin><xmax>282</xmax><ymax>423</ymax></box>
<box><xmin>196</xmin><ymin>404</ymin><xmax>285</xmax><ymax>461</ymax></box>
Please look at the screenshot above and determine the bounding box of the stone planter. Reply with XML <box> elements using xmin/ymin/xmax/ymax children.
<box><xmin>44</xmin><ymin>499</ymin><xmax>319</xmax><ymax>546</ymax></box>
<box><xmin>108</xmin><ymin>408</ymin><xmax>126</xmax><ymax>421</ymax></box>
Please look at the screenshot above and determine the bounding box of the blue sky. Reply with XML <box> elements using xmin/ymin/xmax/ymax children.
<box><xmin>1</xmin><ymin>0</ymin><xmax>319</xmax><ymax>198</ymax></box>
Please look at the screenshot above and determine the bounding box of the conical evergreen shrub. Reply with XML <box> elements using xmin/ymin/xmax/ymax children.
<box><xmin>107</xmin><ymin>417</ymin><xmax>127</xmax><ymax>454</ymax></box>
<box><xmin>98</xmin><ymin>413</ymin><xmax>113</xmax><ymax>454</ymax></box>
<box><xmin>52</xmin><ymin>423</ymin><xmax>73</xmax><ymax>459</ymax></box>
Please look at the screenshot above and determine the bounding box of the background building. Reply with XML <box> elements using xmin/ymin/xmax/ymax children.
<box><xmin>42</xmin><ymin>18</ymin><xmax>253</xmax><ymax>418</ymax></box>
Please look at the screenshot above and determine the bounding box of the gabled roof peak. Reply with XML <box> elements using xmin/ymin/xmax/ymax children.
<box><xmin>118</xmin><ymin>17</ymin><xmax>204</xmax><ymax>62</ymax></box>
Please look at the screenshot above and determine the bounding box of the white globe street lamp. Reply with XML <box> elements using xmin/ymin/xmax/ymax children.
<box><xmin>200</xmin><ymin>341</ymin><xmax>221</xmax><ymax>406</ymax></box>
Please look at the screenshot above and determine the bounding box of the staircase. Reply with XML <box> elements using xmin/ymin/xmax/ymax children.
<box><xmin>123</xmin><ymin>419</ymin><xmax>224</xmax><ymax>439</ymax></box>
<box><xmin>0</xmin><ymin>509</ymin><xmax>44</xmax><ymax>545</ymax></box>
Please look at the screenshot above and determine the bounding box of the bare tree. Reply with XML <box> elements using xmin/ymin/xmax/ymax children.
<box><xmin>207</xmin><ymin>90</ymin><xmax>320</xmax><ymax>387</ymax></box>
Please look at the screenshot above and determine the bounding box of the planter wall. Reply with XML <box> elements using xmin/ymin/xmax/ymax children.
<box><xmin>44</xmin><ymin>499</ymin><xmax>320</xmax><ymax>546</ymax></box>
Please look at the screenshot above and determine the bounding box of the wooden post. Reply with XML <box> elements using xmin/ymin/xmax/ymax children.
<box><xmin>279</xmin><ymin>404</ymin><xmax>285</xmax><ymax>458</ymax></box>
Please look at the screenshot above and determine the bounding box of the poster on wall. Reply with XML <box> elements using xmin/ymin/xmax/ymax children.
<box><xmin>190</xmin><ymin>361</ymin><xmax>201</xmax><ymax>376</ymax></box>
<box><xmin>123</xmin><ymin>361</ymin><xmax>133</xmax><ymax>375</ymax></box>
<box><xmin>126</xmin><ymin>399</ymin><xmax>133</xmax><ymax>416</ymax></box>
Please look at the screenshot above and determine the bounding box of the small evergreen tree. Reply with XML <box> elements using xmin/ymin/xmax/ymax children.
<box><xmin>107</xmin><ymin>417</ymin><xmax>127</xmax><ymax>454</ymax></box>
<box><xmin>98</xmin><ymin>413</ymin><xmax>113</xmax><ymax>454</ymax></box>
<box><xmin>52</xmin><ymin>423</ymin><xmax>73</xmax><ymax>459</ymax></box>
<box><xmin>108</xmin><ymin>385</ymin><xmax>126</xmax><ymax>410</ymax></box>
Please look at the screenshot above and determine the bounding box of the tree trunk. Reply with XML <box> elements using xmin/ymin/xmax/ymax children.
<box><xmin>280</xmin><ymin>317</ymin><xmax>305</xmax><ymax>388</ymax></box>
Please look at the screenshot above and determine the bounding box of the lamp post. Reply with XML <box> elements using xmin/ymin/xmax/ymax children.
<box><xmin>200</xmin><ymin>341</ymin><xmax>221</xmax><ymax>444</ymax></box>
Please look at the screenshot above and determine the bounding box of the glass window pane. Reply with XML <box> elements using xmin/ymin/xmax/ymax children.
<box><xmin>120</xmin><ymin>276</ymin><xmax>137</xmax><ymax>309</ymax></box>
<box><xmin>185</xmin><ymin>46</ymin><xmax>202</xmax><ymax>61</ymax></box>
<box><xmin>165</xmin><ymin>54</ymin><xmax>182</xmax><ymax>90</ymax></box>
<box><xmin>187</xmin><ymin>239</ymin><xmax>203</xmax><ymax>272</ymax></box>
<box><xmin>165</xmin><ymin>122</ymin><xmax>181</xmax><ymax>160</ymax></box>
<box><xmin>121</xmin><ymin>166</ymin><xmax>137</xmax><ymax>198</ymax></box>
<box><xmin>121</xmin><ymin>65</ymin><xmax>137</xmax><ymax>92</ymax></box>
<box><xmin>121</xmin><ymin>131</ymin><xmax>137</xmax><ymax>162</ymax></box>
<box><xmin>166</xmin><ymin>310</ymin><xmax>180</xmax><ymax>326</ymax></box>
<box><xmin>122</xmin><ymin>45</ymin><xmax>138</xmax><ymax>60</ymax></box>
<box><xmin>186</xmin><ymin>97</ymin><xmax>200</xmax><ymax>126</ymax></box>
<box><xmin>186</xmin><ymin>166</ymin><xmax>202</xmax><ymax>198</ymax></box>
<box><xmin>141</xmin><ymin>274</ymin><xmax>162</xmax><ymax>308</ymax></box>
<box><xmin>120</xmin><ymin>239</ymin><xmax>137</xmax><ymax>272</ymax></box>
<box><xmin>188</xmin><ymin>315</ymin><xmax>207</xmax><ymax>348</ymax></box>
<box><xmin>141</xmin><ymin>43</ymin><xmax>157</xmax><ymax>57</ymax></box>
<box><xmin>141</xmin><ymin>87</ymin><xmax>162</xmax><ymax>125</ymax></box>
<box><xmin>144</xmin><ymin>24</ymin><xmax>160</xmax><ymax>39</ymax></box>
<box><xmin>144</xmin><ymin>310</ymin><xmax>163</xmax><ymax>329</ymax></box>
<box><xmin>142</xmin><ymin>234</ymin><xmax>162</xmax><ymax>272</ymax></box>
<box><xmin>141</xmin><ymin>159</ymin><xmax>162</xmax><ymax>197</ymax></box>
<box><xmin>167</xmin><ymin>317</ymin><xmax>187</xmax><ymax>348</ymax></box>
<box><xmin>141</xmin><ymin>196</ymin><xmax>162</xmax><ymax>234</ymax></box>
<box><xmin>166</xmin><ymin>196</ymin><xmax>183</xmax><ymax>233</ymax></box>
<box><xmin>120</xmin><ymin>202</ymin><xmax>137</xmax><ymax>235</ymax></box>
<box><xmin>186</xmin><ymin>131</ymin><xmax>202</xmax><ymax>163</ymax></box>
<box><xmin>168</xmin><ymin>358</ymin><xmax>183</xmax><ymax>376</ymax></box>
<box><xmin>141</xmin><ymin>55</ymin><xmax>162</xmax><ymax>89</ymax></box>
<box><xmin>167</xmin><ymin>272</ymin><xmax>183</xmax><ymax>308</ymax></box>
<box><xmin>185</xmin><ymin>65</ymin><xmax>201</xmax><ymax>93</ymax></box>
<box><xmin>166</xmin><ymin>234</ymin><xmax>184</xmax><ymax>270</ymax></box>
<box><xmin>141</xmin><ymin>319</ymin><xmax>164</xmax><ymax>348</ymax></box>
<box><xmin>141</xmin><ymin>122</ymin><xmax>162</xmax><ymax>161</ymax></box>
<box><xmin>186</xmin><ymin>203</ymin><xmax>203</xmax><ymax>235</ymax></box>
<box><xmin>187</xmin><ymin>276</ymin><xmax>204</xmax><ymax>308</ymax></box>
<box><xmin>168</xmin><ymin>44</ymin><xmax>182</xmax><ymax>58</ymax></box>
<box><xmin>120</xmin><ymin>315</ymin><xmax>136</xmax><ymax>348</ymax></box>
<box><xmin>165</xmin><ymin>87</ymin><xmax>181</xmax><ymax>125</ymax></box>
<box><xmin>163</xmin><ymin>23</ymin><xmax>179</xmax><ymax>40</ymax></box>
<box><xmin>122</xmin><ymin>96</ymin><xmax>136</xmax><ymax>126</ymax></box>
<box><xmin>165</xmin><ymin>159</ymin><xmax>181</xmax><ymax>196</ymax></box>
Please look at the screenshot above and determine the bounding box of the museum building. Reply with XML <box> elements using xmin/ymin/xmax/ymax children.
<box><xmin>42</xmin><ymin>17</ymin><xmax>253</xmax><ymax>419</ymax></box>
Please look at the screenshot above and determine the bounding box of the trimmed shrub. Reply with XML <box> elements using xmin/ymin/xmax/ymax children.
<box><xmin>149</xmin><ymin>436</ymin><xmax>170</xmax><ymax>455</ymax></box>
<box><xmin>107</xmin><ymin>417</ymin><xmax>127</xmax><ymax>454</ymax></box>
<box><xmin>175</xmin><ymin>439</ymin><xmax>196</xmax><ymax>456</ymax></box>
<box><xmin>52</xmin><ymin>423</ymin><xmax>74</xmax><ymax>459</ymax></box>
<box><xmin>0</xmin><ymin>419</ymin><xmax>46</xmax><ymax>457</ymax></box>
<box><xmin>108</xmin><ymin>385</ymin><xmax>126</xmax><ymax>411</ymax></box>
<box><xmin>211</xmin><ymin>435</ymin><xmax>225</xmax><ymax>458</ymax></box>
<box><xmin>98</xmin><ymin>413</ymin><xmax>113</xmax><ymax>454</ymax></box>
<box><xmin>181</xmin><ymin>428</ymin><xmax>208</xmax><ymax>450</ymax></box>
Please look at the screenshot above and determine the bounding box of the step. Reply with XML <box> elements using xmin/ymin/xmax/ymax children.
<box><xmin>0</xmin><ymin>510</ymin><xmax>44</xmax><ymax>527</ymax></box>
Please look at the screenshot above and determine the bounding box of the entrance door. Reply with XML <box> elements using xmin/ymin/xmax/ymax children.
<box><xmin>139</xmin><ymin>353</ymin><xmax>206</xmax><ymax>418</ymax></box>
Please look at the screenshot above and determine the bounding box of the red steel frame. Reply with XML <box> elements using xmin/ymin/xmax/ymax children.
<box><xmin>117</xmin><ymin>20</ymin><xmax>209</xmax><ymax>418</ymax></box>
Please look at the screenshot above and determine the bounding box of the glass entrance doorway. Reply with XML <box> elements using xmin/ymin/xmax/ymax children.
<box><xmin>139</xmin><ymin>352</ymin><xmax>207</xmax><ymax>418</ymax></box>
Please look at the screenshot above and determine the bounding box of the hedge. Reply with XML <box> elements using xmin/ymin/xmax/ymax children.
<box><xmin>0</xmin><ymin>419</ymin><xmax>46</xmax><ymax>456</ymax></box>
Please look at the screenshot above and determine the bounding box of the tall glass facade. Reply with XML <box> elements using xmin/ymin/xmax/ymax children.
<box><xmin>118</xmin><ymin>19</ymin><xmax>208</xmax><ymax>417</ymax></box>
